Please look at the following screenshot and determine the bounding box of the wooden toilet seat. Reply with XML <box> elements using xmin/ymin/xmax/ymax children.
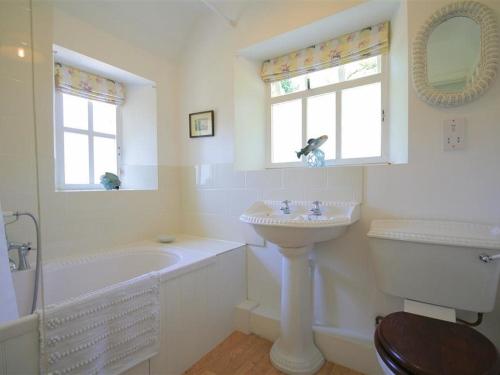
<box><xmin>374</xmin><ymin>312</ymin><xmax>500</xmax><ymax>375</ymax></box>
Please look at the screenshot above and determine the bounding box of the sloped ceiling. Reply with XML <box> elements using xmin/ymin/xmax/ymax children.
<box><xmin>52</xmin><ymin>0</ymin><xmax>209</xmax><ymax>62</ymax></box>
<box><xmin>52</xmin><ymin>0</ymin><xmax>358</xmax><ymax>63</ymax></box>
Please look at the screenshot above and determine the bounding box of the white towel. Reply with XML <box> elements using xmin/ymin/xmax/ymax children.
<box><xmin>0</xmin><ymin>204</ymin><xmax>19</xmax><ymax>324</ymax></box>
<box><xmin>40</xmin><ymin>271</ymin><xmax>160</xmax><ymax>375</ymax></box>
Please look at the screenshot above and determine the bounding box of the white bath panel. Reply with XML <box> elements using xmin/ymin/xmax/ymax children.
<box><xmin>1</xmin><ymin>240</ymin><xmax>246</xmax><ymax>375</ymax></box>
<box><xmin>150</xmin><ymin>246</ymin><xmax>246</xmax><ymax>374</ymax></box>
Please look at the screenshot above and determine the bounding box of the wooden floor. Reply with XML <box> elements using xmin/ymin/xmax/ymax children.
<box><xmin>184</xmin><ymin>332</ymin><xmax>364</xmax><ymax>375</ymax></box>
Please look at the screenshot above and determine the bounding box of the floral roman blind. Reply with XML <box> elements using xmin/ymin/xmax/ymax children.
<box><xmin>54</xmin><ymin>63</ymin><xmax>125</xmax><ymax>105</ymax></box>
<box><xmin>261</xmin><ymin>21</ymin><xmax>390</xmax><ymax>83</ymax></box>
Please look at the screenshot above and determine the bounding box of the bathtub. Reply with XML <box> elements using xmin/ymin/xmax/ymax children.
<box><xmin>12</xmin><ymin>249</ymin><xmax>180</xmax><ymax>316</ymax></box>
<box><xmin>0</xmin><ymin>237</ymin><xmax>246</xmax><ymax>375</ymax></box>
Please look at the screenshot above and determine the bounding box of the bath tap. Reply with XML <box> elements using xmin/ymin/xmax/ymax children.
<box><xmin>8</xmin><ymin>241</ymin><xmax>31</xmax><ymax>271</ymax></box>
<box><xmin>310</xmin><ymin>201</ymin><xmax>322</xmax><ymax>216</ymax></box>
<box><xmin>4</xmin><ymin>211</ymin><xmax>40</xmax><ymax>313</ymax></box>
<box><xmin>280</xmin><ymin>200</ymin><xmax>291</xmax><ymax>214</ymax></box>
<box><xmin>9</xmin><ymin>258</ymin><xmax>17</xmax><ymax>271</ymax></box>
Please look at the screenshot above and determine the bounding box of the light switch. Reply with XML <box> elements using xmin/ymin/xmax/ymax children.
<box><xmin>443</xmin><ymin>118</ymin><xmax>466</xmax><ymax>151</ymax></box>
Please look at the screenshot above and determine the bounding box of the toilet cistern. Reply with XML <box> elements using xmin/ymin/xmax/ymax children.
<box><xmin>240</xmin><ymin>200</ymin><xmax>360</xmax><ymax>375</ymax></box>
<box><xmin>368</xmin><ymin>219</ymin><xmax>500</xmax><ymax>313</ymax></box>
<box><xmin>368</xmin><ymin>219</ymin><xmax>500</xmax><ymax>375</ymax></box>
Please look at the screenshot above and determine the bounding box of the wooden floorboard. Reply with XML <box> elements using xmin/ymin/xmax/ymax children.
<box><xmin>184</xmin><ymin>332</ymin><xmax>364</xmax><ymax>375</ymax></box>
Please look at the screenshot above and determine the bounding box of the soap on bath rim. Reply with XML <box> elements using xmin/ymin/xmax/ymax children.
<box><xmin>157</xmin><ymin>235</ymin><xmax>176</xmax><ymax>243</ymax></box>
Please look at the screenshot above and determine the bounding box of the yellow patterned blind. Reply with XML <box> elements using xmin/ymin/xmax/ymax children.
<box><xmin>261</xmin><ymin>21</ymin><xmax>390</xmax><ymax>83</ymax></box>
<box><xmin>54</xmin><ymin>63</ymin><xmax>125</xmax><ymax>105</ymax></box>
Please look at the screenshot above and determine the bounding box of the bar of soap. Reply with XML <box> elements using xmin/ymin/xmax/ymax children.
<box><xmin>157</xmin><ymin>234</ymin><xmax>175</xmax><ymax>243</ymax></box>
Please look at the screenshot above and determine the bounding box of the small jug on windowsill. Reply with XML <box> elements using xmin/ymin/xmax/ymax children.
<box><xmin>305</xmin><ymin>149</ymin><xmax>325</xmax><ymax>168</ymax></box>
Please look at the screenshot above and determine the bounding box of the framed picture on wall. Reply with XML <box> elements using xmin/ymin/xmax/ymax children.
<box><xmin>189</xmin><ymin>110</ymin><xmax>214</xmax><ymax>138</ymax></box>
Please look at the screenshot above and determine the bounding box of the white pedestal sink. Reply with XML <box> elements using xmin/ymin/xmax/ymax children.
<box><xmin>240</xmin><ymin>201</ymin><xmax>360</xmax><ymax>375</ymax></box>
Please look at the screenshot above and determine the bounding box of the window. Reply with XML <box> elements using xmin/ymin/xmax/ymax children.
<box><xmin>268</xmin><ymin>55</ymin><xmax>387</xmax><ymax>167</ymax></box>
<box><xmin>55</xmin><ymin>92</ymin><xmax>120</xmax><ymax>189</ymax></box>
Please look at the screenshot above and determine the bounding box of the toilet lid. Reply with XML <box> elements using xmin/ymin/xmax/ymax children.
<box><xmin>375</xmin><ymin>312</ymin><xmax>500</xmax><ymax>375</ymax></box>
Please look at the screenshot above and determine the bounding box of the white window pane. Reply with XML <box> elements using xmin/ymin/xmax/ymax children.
<box><xmin>270</xmin><ymin>76</ymin><xmax>307</xmax><ymax>97</ymax></box>
<box><xmin>64</xmin><ymin>132</ymin><xmax>89</xmax><ymax>184</ymax></box>
<box><xmin>94</xmin><ymin>137</ymin><xmax>117</xmax><ymax>182</ymax></box>
<box><xmin>343</xmin><ymin>56</ymin><xmax>381</xmax><ymax>82</ymax></box>
<box><xmin>271</xmin><ymin>99</ymin><xmax>302</xmax><ymax>163</ymax></box>
<box><xmin>307</xmin><ymin>92</ymin><xmax>335</xmax><ymax>159</ymax></box>
<box><xmin>308</xmin><ymin>66</ymin><xmax>340</xmax><ymax>89</ymax></box>
<box><xmin>92</xmin><ymin>100</ymin><xmax>117</xmax><ymax>135</ymax></box>
<box><xmin>62</xmin><ymin>93</ymin><xmax>88</xmax><ymax>130</ymax></box>
<box><xmin>341</xmin><ymin>82</ymin><xmax>381</xmax><ymax>159</ymax></box>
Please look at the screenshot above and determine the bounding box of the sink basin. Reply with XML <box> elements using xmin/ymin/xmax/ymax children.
<box><xmin>240</xmin><ymin>200</ymin><xmax>360</xmax><ymax>375</ymax></box>
<box><xmin>240</xmin><ymin>200</ymin><xmax>360</xmax><ymax>247</ymax></box>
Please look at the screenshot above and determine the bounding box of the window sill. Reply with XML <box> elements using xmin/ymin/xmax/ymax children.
<box><xmin>55</xmin><ymin>188</ymin><xmax>158</xmax><ymax>193</ymax></box>
<box><xmin>265</xmin><ymin>158</ymin><xmax>393</xmax><ymax>169</ymax></box>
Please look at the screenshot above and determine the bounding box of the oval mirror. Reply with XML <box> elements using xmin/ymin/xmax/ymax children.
<box><xmin>412</xmin><ymin>1</ymin><xmax>499</xmax><ymax>107</ymax></box>
<box><xmin>427</xmin><ymin>17</ymin><xmax>480</xmax><ymax>92</ymax></box>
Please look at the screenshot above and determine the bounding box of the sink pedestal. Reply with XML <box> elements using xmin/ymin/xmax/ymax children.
<box><xmin>270</xmin><ymin>245</ymin><xmax>324</xmax><ymax>375</ymax></box>
<box><xmin>240</xmin><ymin>200</ymin><xmax>361</xmax><ymax>374</ymax></box>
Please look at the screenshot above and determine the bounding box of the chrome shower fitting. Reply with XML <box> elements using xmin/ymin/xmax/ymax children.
<box><xmin>4</xmin><ymin>211</ymin><xmax>41</xmax><ymax>313</ymax></box>
<box><xmin>8</xmin><ymin>241</ymin><xmax>32</xmax><ymax>271</ymax></box>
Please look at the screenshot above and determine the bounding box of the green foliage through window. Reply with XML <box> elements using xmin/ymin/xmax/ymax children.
<box><xmin>280</xmin><ymin>79</ymin><xmax>299</xmax><ymax>94</ymax></box>
<box><xmin>345</xmin><ymin>60</ymin><xmax>377</xmax><ymax>80</ymax></box>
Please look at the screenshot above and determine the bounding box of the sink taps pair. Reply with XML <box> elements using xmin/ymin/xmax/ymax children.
<box><xmin>280</xmin><ymin>200</ymin><xmax>322</xmax><ymax>216</ymax></box>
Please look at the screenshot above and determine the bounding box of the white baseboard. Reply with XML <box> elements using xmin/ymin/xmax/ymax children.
<box><xmin>234</xmin><ymin>300</ymin><xmax>260</xmax><ymax>334</ymax></box>
<box><xmin>235</xmin><ymin>301</ymin><xmax>383</xmax><ymax>375</ymax></box>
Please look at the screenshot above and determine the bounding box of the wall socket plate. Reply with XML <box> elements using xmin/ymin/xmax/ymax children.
<box><xmin>443</xmin><ymin>118</ymin><xmax>466</xmax><ymax>151</ymax></box>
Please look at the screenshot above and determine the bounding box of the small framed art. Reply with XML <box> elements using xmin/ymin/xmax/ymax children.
<box><xmin>189</xmin><ymin>110</ymin><xmax>214</xmax><ymax>138</ymax></box>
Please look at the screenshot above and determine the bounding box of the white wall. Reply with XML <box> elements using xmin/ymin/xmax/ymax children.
<box><xmin>3</xmin><ymin>0</ymin><xmax>499</xmax><ymax>370</ymax></box>
<box><xmin>178</xmin><ymin>13</ymin><xmax>235</xmax><ymax>166</ymax></box>
<box><xmin>121</xmin><ymin>84</ymin><xmax>159</xmax><ymax>190</ymax></box>
<box><xmin>31</xmin><ymin>3</ymin><xmax>181</xmax><ymax>259</ymax></box>
<box><xmin>366</xmin><ymin>0</ymin><xmax>500</xmax><ymax>342</ymax></box>
<box><xmin>0</xmin><ymin>1</ymin><xmax>39</xmax><ymax>245</ymax></box>
<box><xmin>388</xmin><ymin>0</ymin><xmax>408</xmax><ymax>163</ymax></box>
<box><xmin>178</xmin><ymin>0</ymin><xmax>369</xmax><ymax>167</ymax></box>
<box><xmin>177</xmin><ymin>0</ymin><xmax>500</xmax><ymax>355</ymax></box>
<box><xmin>233</xmin><ymin>57</ymin><xmax>266</xmax><ymax>170</ymax></box>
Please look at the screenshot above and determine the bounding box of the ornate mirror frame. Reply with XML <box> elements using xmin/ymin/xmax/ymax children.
<box><xmin>412</xmin><ymin>1</ymin><xmax>499</xmax><ymax>107</ymax></box>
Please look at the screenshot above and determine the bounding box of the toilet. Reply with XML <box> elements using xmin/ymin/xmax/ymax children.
<box><xmin>368</xmin><ymin>219</ymin><xmax>500</xmax><ymax>375</ymax></box>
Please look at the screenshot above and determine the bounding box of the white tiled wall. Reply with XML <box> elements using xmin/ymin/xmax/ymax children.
<box><xmin>0</xmin><ymin>1</ymin><xmax>39</xmax><ymax>244</ymax></box>
<box><xmin>30</xmin><ymin>3</ymin><xmax>182</xmax><ymax>259</ymax></box>
<box><xmin>180</xmin><ymin>163</ymin><xmax>363</xmax><ymax>243</ymax></box>
<box><xmin>39</xmin><ymin>166</ymin><xmax>180</xmax><ymax>260</ymax></box>
<box><xmin>179</xmin><ymin>164</ymin><xmax>372</xmax><ymax>341</ymax></box>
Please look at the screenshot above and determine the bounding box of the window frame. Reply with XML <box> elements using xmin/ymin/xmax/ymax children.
<box><xmin>54</xmin><ymin>92</ymin><xmax>122</xmax><ymax>191</ymax></box>
<box><xmin>266</xmin><ymin>54</ymin><xmax>389</xmax><ymax>168</ymax></box>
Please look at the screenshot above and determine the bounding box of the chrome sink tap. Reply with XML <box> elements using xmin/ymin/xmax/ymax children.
<box><xmin>280</xmin><ymin>200</ymin><xmax>291</xmax><ymax>214</ymax></box>
<box><xmin>310</xmin><ymin>201</ymin><xmax>322</xmax><ymax>216</ymax></box>
<box><xmin>8</xmin><ymin>241</ymin><xmax>31</xmax><ymax>271</ymax></box>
